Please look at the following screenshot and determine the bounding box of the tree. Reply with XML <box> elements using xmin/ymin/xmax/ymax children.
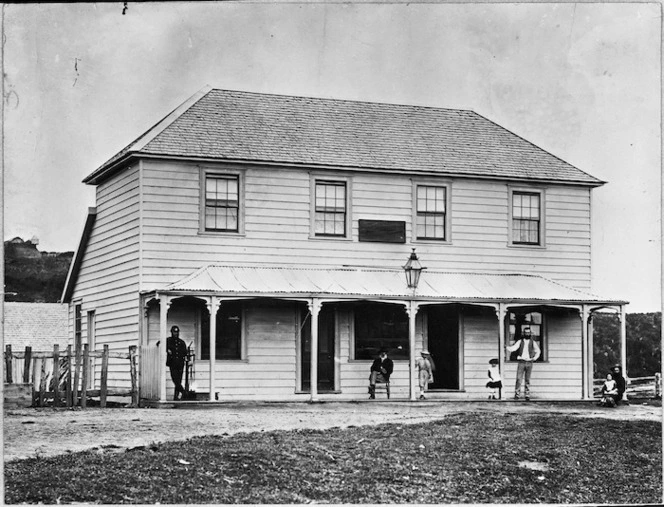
<box><xmin>593</xmin><ymin>312</ymin><xmax>661</xmax><ymax>378</ymax></box>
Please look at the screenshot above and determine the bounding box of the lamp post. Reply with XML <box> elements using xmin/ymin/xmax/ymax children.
<box><xmin>403</xmin><ymin>248</ymin><xmax>425</xmax><ymax>290</ymax></box>
<box><xmin>403</xmin><ymin>248</ymin><xmax>425</xmax><ymax>401</ymax></box>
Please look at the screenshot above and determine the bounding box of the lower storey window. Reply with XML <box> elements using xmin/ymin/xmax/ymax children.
<box><xmin>201</xmin><ymin>301</ymin><xmax>243</xmax><ymax>360</ymax></box>
<box><xmin>354</xmin><ymin>303</ymin><xmax>409</xmax><ymax>360</ymax></box>
<box><xmin>507</xmin><ymin>310</ymin><xmax>545</xmax><ymax>362</ymax></box>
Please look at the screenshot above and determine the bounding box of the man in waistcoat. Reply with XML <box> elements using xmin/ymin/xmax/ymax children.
<box><xmin>506</xmin><ymin>327</ymin><xmax>540</xmax><ymax>401</ymax></box>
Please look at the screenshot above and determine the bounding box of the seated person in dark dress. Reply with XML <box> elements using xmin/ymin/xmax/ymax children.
<box><xmin>611</xmin><ymin>364</ymin><xmax>626</xmax><ymax>405</ymax></box>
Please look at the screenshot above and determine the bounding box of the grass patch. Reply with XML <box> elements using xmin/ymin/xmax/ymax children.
<box><xmin>5</xmin><ymin>412</ymin><xmax>661</xmax><ymax>504</ymax></box>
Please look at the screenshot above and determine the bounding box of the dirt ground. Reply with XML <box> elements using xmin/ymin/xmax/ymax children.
<box><xmin>4</xmin><ymin>400</ymin><xmax>661</xmax><ymax>462</ymax></box>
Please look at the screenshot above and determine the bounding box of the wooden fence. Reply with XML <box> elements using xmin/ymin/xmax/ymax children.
<box><xmin>4</xmin><ymin>344</ymin><xmax>139</xmax><ymax>408</ymax></box>
<box><xmin>592</xmin><ymin>374</ymin><xmax>662</xmax><ymax>399</ymax></box>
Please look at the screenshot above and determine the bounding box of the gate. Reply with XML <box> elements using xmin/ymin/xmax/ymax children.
<box><xmin>139</xmin><ymin>345</ymin><xmax>161</xmax><ymax>400</ymax></box>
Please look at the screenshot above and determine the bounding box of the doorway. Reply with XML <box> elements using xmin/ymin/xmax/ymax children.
<box><xmin>427</xmin><ymin>305</ymin><xmax>460</xmax><ymax>390</ymax></box>
<box><xmin>301</xmin><ymin>305</ymin><xmax>336</xmax><ymax>392</ymax></box>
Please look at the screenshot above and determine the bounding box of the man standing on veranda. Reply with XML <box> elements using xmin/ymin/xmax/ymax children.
<box><xmin>166</xmin><ymin>325</ymin><xmax>188</xmax><ymax>401</ymax></box>
<box><xmin>506</xmin><ymin>327</ymin><xmax>540</xmax><ymax>401</ymax></box>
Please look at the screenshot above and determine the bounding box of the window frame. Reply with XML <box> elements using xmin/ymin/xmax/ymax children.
<box><xmin>351</xmin><ymin>302</ymin><xmax>410</xmax><ymax>361</ymax></box>
<box><xmin>509</xmin><ymin>186</ymin><xmax>545</xmax><ymax>247</ymax></box>
<box><xmin>505</xmin><ymin>308</ymin><xmax>547</xmax><ymax>363</ymax></box>
<box><xmin>74</xmin><ymin>302</ymin><xmax>82</xmax><ymax>350</ymax></box>
<box><xmin>199</xmin><ymin>166</ymin><xmax>245</xmax><ymax>236</ymax></box>
<box><xmin>309</xmin><ymin>175</ymin><xmax>352</xmax><ymax>240</ymax></box>
<box><xmin>200</xmin><ymin>300</ymin><xmax>246</xmax><ymax>361</ymax></box>
<box><xmin>412</xmin><ymin>180</ymin><xmax>452</xmax><ymax>244</ymax></box>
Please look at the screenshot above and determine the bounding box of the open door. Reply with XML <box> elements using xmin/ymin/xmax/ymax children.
<box><xmin>301</xmin><ymin>306</ymin><xmax>335</xmax><ymax>392</ymax></box>
<box><xmin>427</xmin><ymin>305</ymin><xmax>460</xmax><ymax>390</ymax></box>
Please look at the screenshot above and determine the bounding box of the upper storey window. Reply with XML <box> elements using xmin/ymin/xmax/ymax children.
<box><xmin>512</xmin><ymin>191</ymin><xmax>541</xmax><ymax>245</ymax></box>
<box><xmin>416</xmin><ymin>185</ymin><xmax>447</xmax><ymax>240</ymax></box>
<box><xmin>204</xmin><ymin>174</ymin><xmax>239</xmax><ymax>232</ymax></box>
<box><xmin>314</xmin><ymin>180</ymin><xmax>347</xmax><ymax>237</ymax></box>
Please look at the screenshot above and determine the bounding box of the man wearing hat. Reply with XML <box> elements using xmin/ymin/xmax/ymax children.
<box><xmin>166</xmin><ymin>325</ymin><xmax>188</xmax><ymax>401</ymax></box>
<box><xmin>368</xmin><ymin>349</ymin><xmax>394</xmax><ymax>399</ymax></box>
<box><xmin>416</xmin><ymin>350</ymin><xmax>435</xmax><ymax>400</ymax></box>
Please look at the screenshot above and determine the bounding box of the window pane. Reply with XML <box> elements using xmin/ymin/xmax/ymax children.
<box><xmin>512</xmin><ymin>191</ymin><xmax>541</xmax><ymax>244</ymax></box>
<box><xmin>205</xmin><ymin>175</ymin><xmax>239</xmax><ymax>232</ymax></box>
<box><xmin>201</xmin><ymin>302</ymin><xmax>243</xmax><ymax>360</ymax></box>
<box><xmin>315</xmin><ymin>216</ymin><xmax>325</xmax><ymax>234</ymax></box>
<box><xmin>416</xmin><ymin>186</ymin><xmax>446</xmax><ymax>240</ymax></box>
<box><xmin>354</xmin><ymin>303</ymin><xmax>409</xmax><ymax>360</ymax></box>
<box><xmin>205</xmin><ymin>208</ymin><xmax>217</xmax><ymax>230</ymax></box>
<box><xmin>314</xmin><ymin>181</ymin><xmax>346</xmax><ymax>236</ymax></box>
<box><xmin>507</xmin><ymin>311</ymin><xmax>544</xmax><ymax>362</ymax></box>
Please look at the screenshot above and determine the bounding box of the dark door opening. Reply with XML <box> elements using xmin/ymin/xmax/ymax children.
<box><xmin>427</xmin><ymin>305</ymin><xmax>460</xmax><ymax>390</ymax></box>
<box><xmin>301</xmin><ymin>306</ymin><xmax>336</xmax><ymax>392</ymax></box>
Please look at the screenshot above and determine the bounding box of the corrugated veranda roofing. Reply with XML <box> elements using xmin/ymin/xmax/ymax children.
<box><xmin>161</xmin><ymin>265</ymin><xmax>624</xmax><ymax>305</ymax></box>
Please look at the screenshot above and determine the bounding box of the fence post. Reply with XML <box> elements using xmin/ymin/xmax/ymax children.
<box><xmin>100</xmin><ymin>345</ymin><xmax>109</xmax><ymax>408</ymax></box>
<box><xmin>23</xmin><ymin>346</ymin><xmax>32</xmax><ymax>384</ymax></box>
<box><xmin>31</xmin><ymin>358</ymin><xmax>38</xmax><ymax>407</ymax></box>
<box><xmin>5</xmin><ymin>344</ymin><xmax>12</xmax><ymax>384</ymax></box>
<box><xmin>129</xmin><ymin>345</ymin><xmax>138</xmax><ymax>408</ymax></box>
<box><xmin>52</xmin><ymin>345</ymin><xmax>61</xmax><ymax>407</ymax></box>
<box><xmin>65</xmin><ymin>346</ymin><xmax>73</xmax><ymax>407</ymax></box>
<box><xmin>73</xmin><ymin>339</ymin><xmax>82</xmax><ymax>406</ymax></box>
<box><xmin>38</xmin><ymin>359</ymin><xmax>47</xmax><ymax>407</ymax></box>
<box><xmin>81</xmin><ymin>344</ymin><xmax>89</xmax><ymax>409</ymax></box>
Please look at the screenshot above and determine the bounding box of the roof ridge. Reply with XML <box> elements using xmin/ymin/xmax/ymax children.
<box><xmin>208</xmin><ymin>88</ymin><xmax>473</xmax><ymax>114</ymax></box>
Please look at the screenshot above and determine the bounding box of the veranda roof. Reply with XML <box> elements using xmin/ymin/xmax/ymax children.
<box><xmin>160</xmin><ymin>265</ymin><xmax>625</xmax><ymax>306</ymax></box>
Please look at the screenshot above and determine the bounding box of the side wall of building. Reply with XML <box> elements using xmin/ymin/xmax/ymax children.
<box><xmin>67</xmin><ymin>164</ymin><xmax>141</xmax><ymax>388</ymax></box>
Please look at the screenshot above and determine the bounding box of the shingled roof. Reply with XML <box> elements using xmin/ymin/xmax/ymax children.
<box><xmin>84</xmin><ymin>88</ymin><xmax>604</xmax><ymax>186</ymax></box>
<box><xmin>4</xmin><ymin>303</ymin><xmax>69</xmax><ymax>350</ymax></box>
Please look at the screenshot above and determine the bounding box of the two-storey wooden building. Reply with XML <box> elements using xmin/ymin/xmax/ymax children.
<box><xmin>62</xmin><ymin>87</ymin><xmax>627</xmax><ymax>403</ymax></box>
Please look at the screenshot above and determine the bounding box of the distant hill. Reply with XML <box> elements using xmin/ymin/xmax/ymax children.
<box><xmin>4</xmin><ymin>238</ymin><xmax>74</xmax><ymax>303</ymax></box>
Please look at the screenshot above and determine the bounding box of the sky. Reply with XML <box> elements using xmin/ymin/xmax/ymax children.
<box><xmin>3</xmin><ymin>2</ymin><xmax>661</xmax><ymax>313</ymax></box>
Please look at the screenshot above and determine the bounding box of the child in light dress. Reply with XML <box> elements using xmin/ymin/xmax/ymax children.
<box><xmin>486</xmin><ymin>358</ymin><xmax>502</xmax><ymax>400</ymax></box>
<box><xmin>599</xmin><ymin>373</ymin><xmax>619</xmax><ymax>407</ymax></box>
<box><xmin>416</xmin><ymin>350</ymin><xmax>435</xmax><ymax>400</ymax></box>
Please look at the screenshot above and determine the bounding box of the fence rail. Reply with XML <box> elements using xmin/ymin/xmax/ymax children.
<box><xmin>4</xmin><ymin>344</ymin><xmax>139</xmax><ymax>408</ymax></box>
<box><xmin>592</xmin><ymin>374</ymin><xmax>662</xmax><ymax>399</ymax></box>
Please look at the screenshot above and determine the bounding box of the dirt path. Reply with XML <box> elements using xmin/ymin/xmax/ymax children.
<box><xmin>4</xmin><ymin>401</ymin><xmax>661</xmax><ymax>462</ymax></box>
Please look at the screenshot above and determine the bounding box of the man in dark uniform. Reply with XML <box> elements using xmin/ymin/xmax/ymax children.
<box><xmin>368</xmin><ymin>349</ymin><xmax>394</xmax><ymax>399</ymax></box>
<box><xmin>166</xmin><ymin>325</ymin><xmax>188</xmax><ymax>400</ymax></box>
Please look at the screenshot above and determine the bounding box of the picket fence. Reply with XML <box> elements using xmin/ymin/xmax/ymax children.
<box><xmin>4</xmin><ymin>344</ymin><xmax>139</xmax><ymax>408</ymax></box>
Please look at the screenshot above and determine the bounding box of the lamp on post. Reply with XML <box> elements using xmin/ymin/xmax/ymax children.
<box><xmin>403</xmin><ymin>248</ymin><xmax>426</xmax><ymax>290</ymax></box>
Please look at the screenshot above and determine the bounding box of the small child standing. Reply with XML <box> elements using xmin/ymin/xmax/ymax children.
<box><xmin>486</xmin><ymin>358</ymin><xmax>502</xmax><ymax>399</ymax></box>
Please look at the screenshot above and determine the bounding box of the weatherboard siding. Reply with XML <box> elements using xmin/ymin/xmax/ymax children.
<box><xmin>68</xmin><ymin>164</ymin><xmax>141</xmax><ymax>390</ymax></box>
<box><xmin>465</xmin><ymin>311</ymin><xmax>583</xmax><ymax>399</ymax></box>
<box><xmin>138</xmin><ymin>160</ymin><xmax>593</xmax><ymax>292</ymax></box>
<box><xmin>144</xmin><ymin>297</ymin><xmax>582</xmax><ymax>400</ymax></box>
